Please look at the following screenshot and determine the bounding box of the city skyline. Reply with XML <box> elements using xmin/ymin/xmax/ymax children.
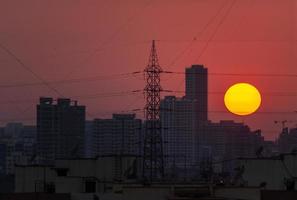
<box><xmin>1</xmin><ymin>1</ymin><xmax>297</xmax><ymax>199</ymax></box>
<box><xmin>0</xmin><ymin>0</ymin><xmax>296</xmax><ymax>141</ymax></box>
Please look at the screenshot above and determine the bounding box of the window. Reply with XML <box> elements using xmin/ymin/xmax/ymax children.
<box><xmin>85</xmin><ymin>180</ymin><xmax>96</xmax><ymax>193</ymax></box>
<box><xmin>55</xmin><ymin>168</ymin><xmax>68</xmax><ymax>176</ymax></box>
<box><xmin>46</xmin><ymin>182</ymin><xmax>55</xmax><ymax>193</ymax></box>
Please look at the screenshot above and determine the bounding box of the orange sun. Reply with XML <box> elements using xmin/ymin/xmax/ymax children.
<box><xmin>224</xmin><ymin>83</ymin><xmax>261</xmax><ymax>116</ymax></box>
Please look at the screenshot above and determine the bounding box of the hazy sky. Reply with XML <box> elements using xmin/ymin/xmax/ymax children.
<box><xmin>0</xmin><ymin>0</ymin><xmax>296</xmax><ymax>140</ymax></box>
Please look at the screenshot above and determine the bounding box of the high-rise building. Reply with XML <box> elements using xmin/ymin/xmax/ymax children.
<box><xmin>185</xmin><ymin>65</ymin><xmax>208</xmax><ymax>122</ymax></box>
<box><xmin>161</xmin><ymin>65</ymin><xmax>207</xmax><ymax>180</ymax></box>
<box><xmin>161</xmin><ymin>65</ymin><xmax>265</xmax><ymax>180</ymax></box>
<box><xmin>92</xmin><ymin>114</ymin><xmax>142</xmax><ymax>157</ymax></box>
<box><xmin>161</xmin><ymin>96</ymin><xmax>199</xmax><ymax>179</ymax></box>
<box><xmin>37</xmin><ymin>97</ymin><xmax>85</xmax><ymax>164</ymax></box>
<box><xmin>92</xmin><ymin>114</ymin><xmax>142</xmax><ymax>179</ymax></box>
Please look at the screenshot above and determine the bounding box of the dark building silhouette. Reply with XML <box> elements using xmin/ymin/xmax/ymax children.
<box><xmin>84</xmin><ymin>120</ymin><xmax>94</xmax><ymax>158</ymax></box>
<box><xmin>92</xmin><ymin>114</ymin><xmax>142</xmax><ymax>179</ymax></box>
<box><xmin>0</xmin><ymin>144</ymin><xmax>5</xmax><ymax>175</ymax></box>
<box><xmin>37</xmin><ymin>97</ymin><xmax>85</xmax><ymax>164</ymax></box>
<box><xmin>92</xmin><ymin>114</ymin><xmax>141</xmax><ymax>157</ymax></box>
<box><xmin>277</xmin><ymin>128</ymin><xmax>297</xmax><ymax>153</ymax></box>
<box><xmin>185</xmin><ymin>65</ymin><xmax>208</xmax><ymax>122</ymax></box>
<box><xmin>161</xmin><ymin>65</ymin><xmax>266</xmax><ymax>180</ymax></box>
<box><xmin>161</xmin><ymin>65</ymin><xmax>207</xmax><ymax>179</ymax></box>
<box><xmin>0</xmin><ymin>123</ymin><xmax>36</xmax><ymax>174</ymax></box>
<box><xmin>200</xmin><ymin>121</ymin><xmax>264</xmax><ymax>161</ymax></box>
<box><xmin>161</xmin><ymin>96</ymin><xmax>199</xmax><ymax>179</ymax></box>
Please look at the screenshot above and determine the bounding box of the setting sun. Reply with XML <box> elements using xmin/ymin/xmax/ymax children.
<box><xmin>224</xmin><ymin>83</ymin><xmax>261</xmax><ymax>116</ymax></box>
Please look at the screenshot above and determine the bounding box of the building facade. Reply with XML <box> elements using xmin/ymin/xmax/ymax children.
<box><xmin>84</xmin><ymin>120</ymin><xmax>94</xmax><ymax>158</ymax></box>
<box><xmin>200</xmin><ymin>120</ymin><xmax>264</xmax><ymax>175</ymax></box>
<box><xmin>37</xmin><ymin>97</ymin><xmax>85</xmax><ymax>164</ymax></box>
<box><xmin>161</xmin><ymin>96</ymin><xmax>199</xmax><ymax>179</ymax></box>
<box><xmin>238</xmin><ymin>153</ymin><xmax>297</xmax><ymax>190</ymax></box>
<box><xmin>160</xmin><ymin>65</ymin><xmax>208</xmax><ymax>179</ymax></box>
<box><xmin>160</xmin><ymin>65</ymin><xmax>267</xmax><ymax>180</ymax></box>
<box><xmin>15</xmin><ymin>156</ymin><xmax>137</xmax><ymax>194</ymax></box>
<box><xmin>92</xmin><ymin>114</ymin><xmax>142</xmax><ymax>157</ymax></box>
<box><xmin>277</xmin><ymin>128</ymin><xmax>297</xmax><ymax>153</ymax></box>
<box><xmin>0</xmin><ymin>123</ymin><xmax>36</xmax><ymax>174</ymax></box>
<box><xmin>185</xmin><ymin>65</ymin><xmax>208</xmax><ymax>122</ymax></box>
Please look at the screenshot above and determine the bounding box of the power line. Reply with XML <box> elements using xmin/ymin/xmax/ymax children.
<box><xmin>163</xmin><ymin>71</ymin><xmax>297</xmax><ymax>78</ymax></box>
<box><xmin>64</xmin><ymin>0</ymin><xmax>153</xmax><ymax>79</ymax></box>
<box><xmin>163</xmin><ymin>90</ymin><xmax>297</xmax><ymax>97</ymax></box>
<box><xmin>0</xmin><ymin>44</ymin><xmax>142</xmax><ymax>118</ymax></box>
<box><xmin>131</xmin><ymin>108</ymin><xmax>297</xmax><ymax>115</ymax></box>
<box><xmin>0</xmin><ymin>72</ymin><xmax>142</xmax><ymax>88</ymax></box>
<box><xmin>1</xmin><ymin>89</ymin><xmax>297</xmax><ymax>106</ymax></box>
<box><xmin>2</xmin><ymin>69</ymin><xmax>297</xmax><ymax>90</ymax></box>
<box><xmin>146</xmin><ymin>38</ymin><xmax>297</xmax><ymax>44</ymax></box>
<box><xmin>0</xmin><ymin>90</ymin><xmax>142</xmax><ymax>105</ymax></box>
<box><xmin>0</xmin><ymin>43</ymin><xmax>104</xmax><ymax>118</ymax></box>
<box><xmin>193</xmin><ymin>0</ymin><xmax>238</xmax><ymax>63</ymax></box>
<box><xmin>0</xmin><ymin>43</ymin><xmax>64</xmax><ymax>96</ymax></box>
<box><xmin>163</xmin><ymin>0</ymin><xmax>236</xmax><ymax>93</ymax></box>
<box><xmin>164</xmin><ymin>0</ymin><xmax>229</xmax><ymax>69</ymax></box>
<box><xmin>0</xmin><ymin>108</ymin><xmax>144</xmax><ymax>123</ymax></box>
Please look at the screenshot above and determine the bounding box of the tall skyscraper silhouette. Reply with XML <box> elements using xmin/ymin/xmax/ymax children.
<box><xmin>161</xmin><ymin>65</ymin><xmax>208</xmax><ymax>179</ymax></box>
<box><xmin>185</xmin><ymin>65</ymin><xmax>208</xmax><ymax>122</ymax></box>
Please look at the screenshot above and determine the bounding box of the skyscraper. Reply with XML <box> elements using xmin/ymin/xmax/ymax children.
<box><xmin>160</xmin><ymin>65</ymin><xmax>208</xmax><ymax>179</ymax></box>
<box><xmin>37</xmin><ymin>97</ymin><xmax>85</xmax><ymax>164</ymax></box>
<box><xmin>185</xmin><ymin>65</ymin><xmax>208</xmax><ymax>122</ymax></box>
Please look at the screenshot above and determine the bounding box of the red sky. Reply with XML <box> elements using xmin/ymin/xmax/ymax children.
<box><xmin>0</xmin><ymin>0</ymin><xmax>296</xmax><ymax>140</ymax></box>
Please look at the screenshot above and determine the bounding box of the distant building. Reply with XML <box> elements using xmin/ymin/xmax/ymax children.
<box><xmin>37</xmin><ymin>97</ymin><xmax>85</xmax><ymax>164</ymax></box>
<box><xmin>161</xmin><ymin>65</ymin><xmax>208</xmax><ymax>179</ymax></box>
<box><xmin>161</xmin><ymin>96</ymin><xmax>199</xmax><ymax>179</ymax></box>
<box><xmin>0</xmin><ymin>144</ymin><xmax>6</xmax><ymax>174</ymax></box>
<box><xmin>91</xmin><ymin>114</ymin><xmax>142</xmax><ymax>180</ymax></box>
<box><xmin>160</xmin><ymin>65</ymin><xmax>267</xmax><ymax>180</ymax></box>
<box><xmin>277</xmin><ymin>128</ymin><xmax>297</xmax><ymax>153</ymax></box>
<box><xmin>201</xmin><ymin>121</ymin><xmax>264</xmax><ymax>161</ymax></box>
<box><xmin>262</xmin><ymin>140</ymin><xmax>279</xmax><ymax>157</ymax></box>
<box><xmin>21</xmin><ymin>125</ymin><xmax>36</xmax><ymax>162</ymax></box>
<box><xmin>3</xmin><ymin>123</ymin><xmax>23</xmax><ymax>138</ymax></box>
<box><xmin>92</xmin><ymin>114</ymin><xmax>142</xmax><ymax>157</ymax></box>
<box><xmin>185</xmin><ymin>65</ymin><xmax>208</xmax><ymax>122</ymax></box>
<box><xmin>160</xmin><ymin>65</ymin><xmax>207</xmax><ymax>179</ymax></box>
<box><xmin>200</xmin><ymin>120</ymin><xmax>264</xmax><ymax>175</ymax></box>
<box><xmin>0</xmin><ymin>123</ymin><xmax>36</xmax><ymax>174</ymax></box>
<box><xmin>84</xmin><ymin>120</ymin><xmax>94</xmax><ymax>158</ymax></box>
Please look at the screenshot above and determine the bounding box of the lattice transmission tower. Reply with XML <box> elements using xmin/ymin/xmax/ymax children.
<box><xmin>142</xmin><ymin>40</ymin><xmax>164</xmax><ymax>182</ymax></box>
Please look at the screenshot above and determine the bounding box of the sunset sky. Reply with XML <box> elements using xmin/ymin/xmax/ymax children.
<box><xmin>0</xmin><ymin>0</ymin><xmax>296</xmax><ymax>140</ymax></box>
